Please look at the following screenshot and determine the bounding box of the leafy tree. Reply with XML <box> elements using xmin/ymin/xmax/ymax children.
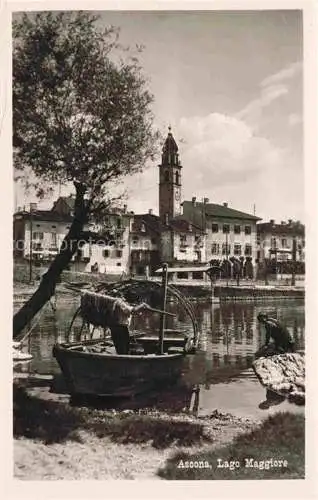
<box><xmin>13</xmin><ymin>11</ymin><xmax>159</xmax><ymax>337</ymax></box>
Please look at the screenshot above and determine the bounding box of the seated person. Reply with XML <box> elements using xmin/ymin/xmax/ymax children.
<box><xmin>257</xmin><ymin>312</ymin><xmax>295</xmax><ymax>353</ymax></box>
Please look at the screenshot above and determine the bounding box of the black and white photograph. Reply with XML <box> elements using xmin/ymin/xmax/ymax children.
<box><xmin>3</xmin><ymin>2</ymin><xmax>316</xmax><ymax>489</ymax></box>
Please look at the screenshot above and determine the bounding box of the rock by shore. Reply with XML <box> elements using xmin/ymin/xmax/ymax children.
<box><xmin>253</xmin><ymin>352</ymin><xmax>305</xmax><ymax>405</ymax></box>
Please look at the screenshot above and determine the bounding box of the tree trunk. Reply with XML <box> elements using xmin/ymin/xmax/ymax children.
<box><xmin>13</xmin><ymin>182</ymin><xmax>88</xmax><ymax>339</ymax></box>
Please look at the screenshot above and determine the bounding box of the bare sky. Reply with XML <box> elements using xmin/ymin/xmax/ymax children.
<box><xmin>16</xmin><ymin>10</ymin><xmax>303</xmax><ymax>222</ymax></box>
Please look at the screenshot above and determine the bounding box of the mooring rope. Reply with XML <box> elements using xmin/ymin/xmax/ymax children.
<box><xmin>16</xmin><ymin>302</ymin><xmax>49</xmax><ymax>345</ymax></box>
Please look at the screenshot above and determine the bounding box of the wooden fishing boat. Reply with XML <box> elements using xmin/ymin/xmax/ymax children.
<box><xmin>53</xmin><ymin>336</ymin><xmax>189</xmax><ymax>397</ymax></box>
<box><xmin>53</xmin><ymin>266</ymin><xmax>200</xmax><ymax>398</ymax></box>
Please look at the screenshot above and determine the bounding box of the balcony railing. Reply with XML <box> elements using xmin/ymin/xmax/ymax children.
<box><xmin>269</xmin><ymin>247</ymin><xmax>291</xmax><ymax>254</ymax></box>
<box><xmin>104</xmin><ymin>225</ymin><xmax>125</xmax><ymax>233</ymax></box>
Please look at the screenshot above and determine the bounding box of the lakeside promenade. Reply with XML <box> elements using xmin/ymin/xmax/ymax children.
<box><xmin>13</xmin><ymin>273</ymin><xmax>305</xmax><ymax>304</ymax></box>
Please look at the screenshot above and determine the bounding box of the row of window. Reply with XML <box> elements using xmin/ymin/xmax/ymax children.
<box><xmin>256</xmin><ymin>236</ymin><xmax>305</xmax><ymax>247</ymax></box>
<box><xmin>179</xmin><ymin>234</ymin><xmax>203</xmax><ymax>242</ymax></box>
<box><xmin>32</xmin><ymin>243</ymin><xmax>43</xmax><ymax>251</ymax></box>
<box><xmin>131</xmin><ymin>224</ymin><xmax>146</xmax><ymax>233</ymax></box>
<box><xmin>131</xmin><ymin>251</ymin><xmax>152</xmax><ymax>263</ymax></box>
<box><xmin>33</xmin><ymin>222</ymin><xmax>125</xmax><ymax>239</ymax></box>
<box><xmin>33</xmin><ymin>243</ymin><xmax>253</xmax><ymax>257</ymax></box>
<box><xmin>32</xmin><ymin>232</ymin><xmax>44</xmax><ymax>240</ymax></box>
<box><xmin>32</xmin><ymin>245</ymin><xmax>124</xmax><ymax>259</ymax></box>
<box><xmin>33</xmin><ymin>225</ymin><xmax>57</xmax><ymax>231</ymax></box>
<box><xmin>77</xmin><ymin>249</ymin><xmax>123</xmax><ymax>259</ymax></box>
<box><xmin>32</xmin><ymin>231</ymin><xmax>58</xmax><ymax>244</ymax></box>
<box><xmin>32</xmin><ymin>236</ymin><xmax>254</xmax><ymax>258</ymax></box>
<box><xmin>268</xmin><ymin>238</ymin><xmax>305</xmax><ymax>249</ymax></box>
<box><xmin>32</xmin><ymin>227</ymin><xmax>254</xmax><ymax>245</ymax></box>
<box><xmin>102</xmin><ymin>249</ymin><xmax>122</xmax><ymax>258</ymax></box>
<box><xmin>178</xmin><ymin>243</ymin><xmax>252</xmax><ymax>256</ymax></box>
<box><xmin>176</xmin><ymin>271</ymin><xmax>204</xmax><ymax>280</ymax></box>
<box><xmin>32</xmin><ymin>241</ymin><xmax>58</xmax><ymax>251</ymax></box>
<box><xmin>212</xmin><ymin>224</ymin><xmax>252</xmax><ymax>235</ymax></box>
<box><xmin>211</xmin><ymin>243</ymin><xmax>252</xmax><ymax>256</ymax></box>
<box><xmin>104</xmin><ymin>218</ymin><xmax>124</xmax><ymax>229</ymax></box>
<box><xmin>132</xmin><ymin>237</ymin><xmax>156</xmax><ymax>245</ymax></box>
<box><xmin>32</xmin><ymin>246</ymin><xmax>58</xmax><ymax>253</ymax></box>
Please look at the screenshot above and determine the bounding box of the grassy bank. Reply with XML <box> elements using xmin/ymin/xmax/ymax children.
<box><xmin>13</xmin><ymin>383</ymin><xmax>256</xmax><ymax>479</ymax></box>
<box><xmin>13</xmin><ymin>384</ymin><xmax>210</xmax><ymax>448</ymax></box>
<box><xmin>158</xmin><ymin>412</ymin><xmax>305</xmax><ymax>480</ymax></box>
<box><xmin>13</xmin><ymin>383</ymin><xmax>304</xmax><ymax>480</ymax></box>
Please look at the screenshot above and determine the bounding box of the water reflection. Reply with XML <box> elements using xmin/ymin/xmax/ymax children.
<box><xmin>13</xmin><ymin>297</ymin><xmax>305</xmax><ymax>418</ymax></box>
<box><xmin>14</xmin><ymin>297</ymin><xmax>305</xmax><ymax>386</ymax></box>
<box><xmin>193</xmin><ymin>301</ymin><xmax>304</xmax><ymax>376</ymax></box>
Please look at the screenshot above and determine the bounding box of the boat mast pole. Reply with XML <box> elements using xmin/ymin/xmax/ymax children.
<box><xmin>158</xmin><ymin>262</ymin><xmax>168</xmax><ymax>354</ymax></box>
<box><xmin>291</xmin><ymin>238</ymin><xmax>296</xmax><ymax>286</ymax></box>
<box><xmin>29</xmin><ymin>204</ymin><xmax>33</xmax><ymax>283</ymax></box>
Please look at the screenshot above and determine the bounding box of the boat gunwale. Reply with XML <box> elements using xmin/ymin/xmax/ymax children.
<box><xmin>53</xmin><ymin>342</ymin><xmax>186</xmax><ymax>361</ymax></box>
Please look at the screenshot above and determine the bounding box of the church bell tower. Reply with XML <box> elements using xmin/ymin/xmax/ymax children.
<box><xmin>158</xmin><ymin>126</ymin><xmax>182</xmax><ymax>223</ymax></box>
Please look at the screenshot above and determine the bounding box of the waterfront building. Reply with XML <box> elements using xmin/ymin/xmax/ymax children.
<box><xmin>182</xmin><ymin>198</ymin><xmax>261</xmax><ymax>276</ymax></box>
<box><xmin>129</xmin><ymin>212</ymin><xmax>161</xmax><ymax>276</ymax></box>
<box><xmin>256</xmin><ymin>219</ymin><xmax>305</xmax><ymax>262</ymax></box>
<box><xmin>76</xmin><ymin>212</ymin><xmax>133</xmax><ymax>275</ymax></box>
<box><xmin>160</xmin><ymin>218</ymin><xmax>206</xmax><ymax>265</ymax></box>
<box><xmin>13</xmin><ymin>204</ymin><xmax>72</xmax><ymax>262</ymax></box>
<box><xmin>53</xmin><ymin>197</ymin><xmax>133</xmax><ymax>275</ymax></box>
<box><xmin>13</xmin><ymin>198</ymin><xmax>133</xmax><ymax>276</ymax></box>
<box><xmin>256</xmin><ymin>219</ymin><xmax>305</xmax><ymax>276</ymax></box>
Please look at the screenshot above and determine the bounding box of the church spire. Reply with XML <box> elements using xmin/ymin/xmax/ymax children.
<box><xmin>158</xmin><ymin>125</ymin><xmax>182</xmax><ymax>222</ymax></box>
<box><xmin>162</xmin><ymin>126</ymin><xmax>179</xmax><ymax>166</ymax></box>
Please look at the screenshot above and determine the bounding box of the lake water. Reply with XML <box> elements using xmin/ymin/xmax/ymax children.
<box><xmin>14</xmin><ymin>296</ymin><xmax>305</xmax><ymax>419</ymax></box>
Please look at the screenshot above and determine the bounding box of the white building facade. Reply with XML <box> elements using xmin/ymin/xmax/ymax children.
<box><xmin>13</xmin><ymin>201</ymin><xmax>134</xmax><ymax>276</ymax></box>
<box><xmin>182</xmin><ymin>198</ymin><xmax>260</xmax><ymax>270</ymax></box>
<box><xmin>13</xmin><ymin>209</ymin><xmax>71</xmax><ymax>261</ymax></box>
<box><xmin>256</xmin><ymin>220</ymin><xmax>305</xmax><ymax>264</ymax></box>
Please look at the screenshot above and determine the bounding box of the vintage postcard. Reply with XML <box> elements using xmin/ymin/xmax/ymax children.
<box><xmin>1</xmin><ymin>0</ymin><xmax>317</xmax><ymax>498</ymax></box>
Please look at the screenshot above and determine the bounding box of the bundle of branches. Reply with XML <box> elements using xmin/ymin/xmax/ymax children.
<box><xmin>65</xmin><ymin>279</ymin><xmax>199</xmax><ymax>346</ymax></box>
<box><xmin>97</xmin><ymin>279</ymin><xmax>199</xmax><ymax>345</ymax></box>
<box><xmin>95</xmin><ymin>279</ymin><xmax>163</xmax><ymax>306</ymax></box>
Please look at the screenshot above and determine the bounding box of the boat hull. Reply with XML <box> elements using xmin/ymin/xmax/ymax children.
<box><xmin>53</xmin><ymin>341</ymin><xmax>186</xmax><ymax>397</ymax></box>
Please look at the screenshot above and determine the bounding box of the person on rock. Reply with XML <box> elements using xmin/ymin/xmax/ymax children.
<box><xmin>257</xmin><ymin>312</ymin><xmax>295</xmax><ymax>353</ymax></box>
